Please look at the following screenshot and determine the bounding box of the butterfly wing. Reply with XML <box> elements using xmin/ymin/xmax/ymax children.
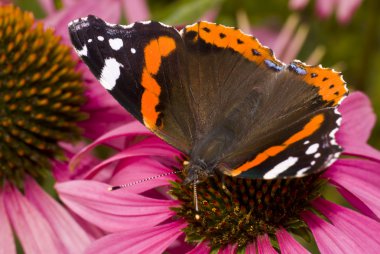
<box><xmin>180</xmin><ymin>22</ymin><xmax>348</xmax><ymax>178</ymax></box>
<box><xmin>69</xmin><ymin>16</ymin><xmax>194</xmax><ymax>152</ymax></box>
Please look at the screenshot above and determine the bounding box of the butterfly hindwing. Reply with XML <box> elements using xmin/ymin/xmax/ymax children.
<box><xmin>220</xmin><ymin>108</ymin><xmax>342</xmax><ymax>179</ymax></box>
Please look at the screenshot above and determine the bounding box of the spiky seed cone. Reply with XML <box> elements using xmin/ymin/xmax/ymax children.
<box><xmin>0</xmin><ymin>5</ymin><xmax>86</xmax><ymax>186</ymax></box>
<box><xmin>170</xmin><ymin>173</ymin><xmax>325</xmax><ymax>251</ymax></box>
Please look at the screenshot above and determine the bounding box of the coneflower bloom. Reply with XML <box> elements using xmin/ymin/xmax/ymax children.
<box><xmin>289</xmin><ymin>0</ymin><xmax>363</xmax><ymax>24</ymax></box>
<box><xmin>57</xmin><ymin>90</ymin><xmax>380</xmax><ymax>253</ymax></box>
<box><xmin>0</xmin><ymin>5</ymin><xmax>93</xmax><ymax>253</ymax></box>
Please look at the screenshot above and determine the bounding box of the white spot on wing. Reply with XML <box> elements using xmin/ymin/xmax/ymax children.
<box><xmin>109</xmin><ymin>38</ymin><xmax>123</xmax><ymax>50</ymax></box>
<box><xmin>131</xmin><ymin>48</ymin><xmax>136</xmax><ymax>54</ymax></box>
<box><xmin>159</xmin><ymin>22</ymin><xmax>172</xmax><ymax>28</ymax></box>
<box><xmin>306</xmin><ymin>143</ymin><xmax>319</xmax><ymax>155</ymax></box>
<box><xmin>140</xmin><ymin>21</ymin><xmax>152</xmax><ymax>25</ymax></box>
<box><xmin>97</xmin><ymin>36</ymin><xmax>104</xmax><ymax>41</ymax></box>
<box><xmin>99</xmin><ymin>58</ymin><xmax>123</xmax><ymax>90</ymax></box>
<box><xmin>303</xmin><ymin>140</ymin><xmax>310</xmax><ymax>145</ymax></box>
<box><xmin>88</xmin><ymin>39</ymin><xmax>92</xmax><ymax>43</ymax></box>
<box><xmin>76</xmin><ymin>45</ymin><xmax>88</xmax><ymax>57</ymax></box>
<box><xmin>314</xmin><ymin>153</ymin><xmax>321</xmax><ymax>158</ymax></box>
<box><xmin>329</xmin><ymin>128</ymin><xmax>339</xmax><ymax>145</ymax></box>
<box><xmin>263</xmin><ymin>157</ymin><xmax>298</xmax><ymax>179</ymax></box>
<box><xmin>296</xmin><ymin>167</ymin><xmax>310</xmax><ymax>177</ymax></box>
<box><xmin>336</xmin><ymin>117</ymin><xmax>342</xmax><ymax>126</ymax></box>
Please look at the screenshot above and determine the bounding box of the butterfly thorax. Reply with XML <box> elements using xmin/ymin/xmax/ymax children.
<box><xmin>182</xmin><ymin>159</ymin><xmax>216</xmax><ymax>185</ymax></box>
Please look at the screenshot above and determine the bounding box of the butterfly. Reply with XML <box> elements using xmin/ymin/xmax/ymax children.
<box><xmin>68</xmin><ymin>16</ymin><xmax>348</xmax><ymax>185</ymax></box>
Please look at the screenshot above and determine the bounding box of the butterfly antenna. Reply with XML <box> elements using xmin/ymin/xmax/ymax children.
<box><xmin>193</xmin><ymin>179</ymin><xmax>202</xmax><ymax>220</ymax></box>
<box><xmin>108</xmin><ymin>170</ymin><xmax>180</xmax><ymax>191</ymax></box>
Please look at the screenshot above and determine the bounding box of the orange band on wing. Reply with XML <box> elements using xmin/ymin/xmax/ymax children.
<box><xmin>141</xmin><ymin>36</ymin><xmax>176</xmax><ymax>129</ymax></box>
<box><xmin>185</xmin><ymin>22</ymin><xmax>282</xmax><ymax>67</ymax></box>
<box><xmin>290</xmin><ymin>61</ymin><xmax>348</xmax><ymax>106</ymax></box>
<box><xmin>231</xmin><ymin>114</ymin><xmax>325</xmax><ymax>176</ymax></box>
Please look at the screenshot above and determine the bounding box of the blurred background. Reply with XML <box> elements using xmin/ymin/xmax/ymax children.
<box><xmin>16</xmin><ymin>0</ymin><xmax>379</xmax><ymax>147</ymax></box>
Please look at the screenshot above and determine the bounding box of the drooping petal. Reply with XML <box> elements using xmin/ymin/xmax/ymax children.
<box><xmin>276</xmin><ymin>228</ymin><xmax>310</xmax><ymax>254</ymax></box>
<box><xmin>81</xmin><ymin>139</ymin><xmax>179</xmax><ymax>179</ymax></box>
<box><xmin>324</xmin><ymin>159</ymin><xmax>380</xmax><ymax>218</ymax></box>
<box><xmin>24</xmin><ymin>177</ymin><xmax>93</xmax><ymax>253</ymax></box>
<box><xmin>44</xmin><ymin>0</ymin><xmax>122</xmax><ymax>43</ymax></box>
<box><xmin>56</xmin><ymin>180</ymin><xmax>178</xmax><ymax>232</ymax></box>
<box><xmin>218</xmin><ymin>244</ymin><xmax>237</xmax><ymax>254</ymax></box>
<box><xmin>122</xmin><ymin>0</ymin><xmax>150</xmax><ymax>23</ymax></box>
<box><xmin>85</xmin><ymin>221</ymin><xmax>186</xmax><ymax>254</ymax></box>
<box><xmin>37</xmin><ymin>0</ymin><xmax>56</xmax><ymax>15</ymax></box>
<box><xmin>69</xmin><ymin>121</ymin><xmax>151</xmax><ymax>171</ymax></box>
<box><xmin>338</xmin><ymin>186</ymin><xmax>377</xmax><ymax>219</ymax></box>
<box><xmin>313</xmin><ymin>198</ymin><xmax>380</xmax><ymax>251</ymax></box>
<box><xmin>186</xmin><ymin>242</ymin><xmax>211</xmax><ymax>254</ymax></box>
<box><xmin>109</xmin><ymin>158</ymin><xmax>178</xmax><ymax>194</ymax></box>
<box><xmin>3</xmin><ymin>184</ymin><xmax>64</xmax><ymax>253</ymax></box>
<box><xmin>315</xmin><ymin>0</ymin><xmax>336</xmax><ymax>19</ymax></box>
<box><xmin>289</xmin><ymin>0</ymin><xmax>309</xmax><ymax>10</ymax></box>
<box><xmin>256</xmin><ymin>234</ymin><xmax>277</xmax><ymax>254</ymax></box>
<box><xmin>302</xmin><ymin>211</ymin><xmax>363</xmax><ymax>254</ymax></box>
<box><xmin>0</xmin><ymin>189</ymin><xmax>15</xmax><ymax>254</ymax></box>
<box><xmin>336</xmin><ymin>0</ymin><xmax>362</xmax><ymax>24</ymax></box>
<box><xmin>245</xmin><ymin>242</ymin><xmax>257</xmax><ymax>254</ymax></box>
<box><xmin>337</xmin><ymin>92</ymin><xmax>380</xmax><ymax>161</ymax></box>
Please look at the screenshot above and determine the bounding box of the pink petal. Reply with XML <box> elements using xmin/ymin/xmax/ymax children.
<box><xmin>81</xmin><ymin>139</ymin><xmax>179</xmax><ymax>179</ymax></box>
<box><xmin>246</xmin><ymin>242</ymin><xmax>257</xmax><ymax>254</ymax></box>
<box><xmin>302</xmin><ymin>211</ymin><xmax>363</xmax><ymax>254</ymax></box>
<box><xmin>0</xmin><ymin>189</ymin><xmax>15</xmax><ymax>254</ymax></box>
<box><xmin>272</xmin><ymin>15</ymin><xmax>299</xmax><ymax>58</ymax></box>
<box><xmin>219</xmin><ymin>244</ymin><xmax>237</xmax><ymax>254</ymax></box>
<box><xmin>289</xmin><ymin>0</ymin><xmax>309</xmax><ymax>10</ymax></box>
<box><xmin>109</xmin><ymin>158</ymin><xmax>178</xmax><ymax>194</ymax></box>
<box><xmin>37</xmin><ymin>0</ymin><xmax>56</xmax><ymax>14</ymax></box>
<box><xmin>85</xmin><ymin>221</ymin><xmax>186</xmax><ymax>254</ymax></box>
<box><xmin>186</xmin><ymin>242</ymin><xmax>211</xmax><ymax>254</ymax></box>
<box><xmin>56</xmin><ymin>180</ymin><xmax>178</xmax><ymax>232</ymax></box>
<box><xmin>276</xmin><ymin>228</ymin><xmax>310</xmax><ymax>254</ymax></box>
<box><xmin>336</xmin><ymin>0</ymin><xmax>362</xmax><ymax>24</ymax></box>
<box><xmin>201</xmin><ymin>9</ymin><xmax>219</xmax><ymax>22</ymax></box>
<box><xmin>315</xmin><ymin>0</ymin><xmax>336</xmax><ymax>19</ymax></box>
<box><xmin>313</xmin><ymin>198</ymin><xmax>380</xmax><ymax>251</ymax></box>
<box><xmin>257</xmin><ymin>234</ymin><xmax>277</xmax><ymax>254</ymax></box>
<box><xmin>337</xmin><ymin>92</ymin><xmax>380</xmax><ymax>161</ymax></box>
<box><xmin>44</xmin><ymin>0</ymin><xmax>122</xmax><ymax>43</ymax></box>
<box><xmin>122</xmin><ymin>0</ymin><xmax>150</xmax><ymax>23</ymax></box>
<box><xmin>324</xmin><ymin>159</ymin><xmax>380</xmax><ymax>218</ymax></box>
<box><xmin>24</xmin><ymin>178</ymin><xmax>92</xmax><ymax>253</ymax></box>
<box><xmin>338</xmin><ymin>186</ymin><xmax>377</xmax><ymax>219</ymax></box>
<box><xmin>3</xmin><ymin>184</ymin><xmax>64</xmax><ymax>253</ymax></box>
<box><xmin>69</xmin><ymin>121</ymin><xmax>151</xmax><ymax>171</ymax></box>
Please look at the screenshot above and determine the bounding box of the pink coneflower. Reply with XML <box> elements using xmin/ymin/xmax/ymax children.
<box><xmin>0</xmin><ymin>5</ymin><xmax>93</xmax><ymax>253</ymax></box>
<box><xmin>39</xmin><ymin>0</ymin><xmax>151</xmax><ymax>140</ymax></box>
<box><xmin>289</xmin><ymin>0</ymin><xmax>363</xmax><ymax>24</ymax></box>
<box><xmin>57</xmin><ymin>90</ymin><xmax>380</xmax><ymax>253</ymax></box>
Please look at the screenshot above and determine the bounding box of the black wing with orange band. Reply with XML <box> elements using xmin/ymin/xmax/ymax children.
<box><xmin>69</xmin><ymin>16</ymin><xmax>194</xmax><ymax>152</ymax></box>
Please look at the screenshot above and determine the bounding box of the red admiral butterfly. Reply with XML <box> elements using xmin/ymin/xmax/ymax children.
<box><xmin>68</xmin><ymin>16</ymin><xmax>348</xmax><ymax>184</ymax></box>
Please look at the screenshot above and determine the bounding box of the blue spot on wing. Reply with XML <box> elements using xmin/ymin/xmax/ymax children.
<box><xmin>289</xmin><ymin>63</ymin><xmax>307</xmax><ymax>75</ymax></box>
<box><xmin>264</xmin><ymin>60</ymin><xmax>283</xmax><ymax>72</ymax></box>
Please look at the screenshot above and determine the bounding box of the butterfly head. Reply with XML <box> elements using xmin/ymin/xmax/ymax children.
<box><xmin>182</xmin><ymin>159</ymin><xmax>215</xmax><ymax>185</ymax></box>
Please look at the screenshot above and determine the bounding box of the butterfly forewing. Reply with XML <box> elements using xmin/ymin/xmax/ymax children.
<box><xmin>69</xmin><ymin>16</ymin><xmax>194</xmax><ymax>152</ymax></box>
